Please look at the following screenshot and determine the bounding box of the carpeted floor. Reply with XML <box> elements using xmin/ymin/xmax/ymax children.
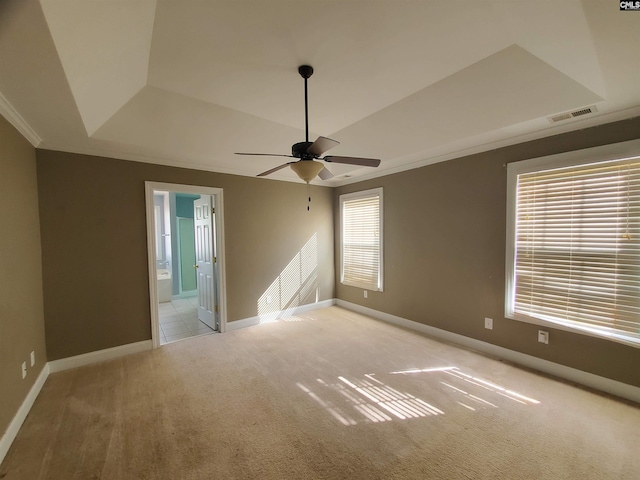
<box><xmin>2</xmin><ymin>306</ymin><xmax>640</xmax><ymax>479</ymax></box>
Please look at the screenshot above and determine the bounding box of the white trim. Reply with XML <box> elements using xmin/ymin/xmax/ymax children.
<box><xmin>144</xmin><ymin>182</ymin><xmax>228</xmax><ymax>342</ymax></box>
<box><xmin>144</xmin><ymin>182</ymin><xmax>160</xmax><ymax>348</ymax></box>
<box><xmin>39</xmin><ymin>142</ymin><xmax>304</xmax><ymax>184</ymax></box>
<box><xmin>226</xmin><ymin>299</ymin><xmax>336</xmax><ymax>332</ymax></box>
<box><xmin>39</xmin><ymin>107</ymin><xmax>640</xmax><ymax>188</ymax></box>
<box><xmin>506</xmin><ymin>138</ymin><xmax>640</xmax><ymax>176</ymax></box>
<box><xmin>145</xmin><ymin>183</ymin><xmax>162</xmax><ymax>348</ymax></box>
<box><xmin>213</xmin><ymin>189</ymin><xmax>228</xmax><ymax>334</ymax></box>
<box><xmin>226</xmin><ymin>315</ymin><xmax>261</xmax><ymax>332</ymax></box>
<box><xmin>336</xmin><ymin>300</ymin><xmax>640</xmax><ymax>404</ymax></box>
<box><xmin>1</xmin><ymin>298</ymin><xmax>635</xmax><ymax>466</ymax></box>
<box><xmin>339</xmin><ymin>187</ymin><xmax>384</xmax><ymax>292</ymax></box>
<box><xmin>0</xmin><ymin>364</ymin><xmax>49</xmax><ymax>465</ymax></box>
<box><xmin>48</xmin><ymin>340</ymin><xmax>152</xmax><ymax>373</ymax></box>
<box><xmin>505</xmin><ymin>139</ymin><xmax>640</xmax><ymax>349</ymax></box>
<box><xmin>0</xmin><ymin>91</ymin><xmax>42</xmax><ymax>147</ymax></box>
<box><xmin>332</xmin><ymin>106</ymin><xmax>640</xmax><ymax>187</ymax></box>
<box><xmin>1</xmin><ymin>340</ymin><xmax>152</xmax><ymax>464</ymax></box>
<box><xmin>1</xmin><ymin>297</ymin><xmax>332</xmax><ymax>463</ymax></box>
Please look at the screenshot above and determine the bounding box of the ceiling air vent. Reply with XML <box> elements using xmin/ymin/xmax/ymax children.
<box><xmin>548</xmin><ymin>105</ymin><xmax>598</xmax><ymax>124</ymax></box>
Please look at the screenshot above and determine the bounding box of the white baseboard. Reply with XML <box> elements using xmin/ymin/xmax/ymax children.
<box><xmin>226</xmin><ymin>299</ymin><xmax>336</xmax><ymax>332</ymax></box>
<box><xmin>226</xmin><ymin>315</ymin><xmax>261</xmax><ymax>332</ymax></box>
<box><xmin>48</xmin><ymin>340</ymin><xmax>153</xmax><ymax>373</ymax></box>
<box><xmin>6</xmin><ymin>297</ymin><xmax>633</xmax><ymax>468</ymax></box>
<box><xmin>1</xmin><ymin>340</ymin><xmax>153</xmax><ymax>465</ymax></box>
<box><xmin>337</xmin><ymin>300</ymin><xmax>640</xmax><ymax>405</ymax></box>
<box><xmin>0</xmin><ymin>363</ymin><xmax>49</xmax><ymax>466</ymax></box>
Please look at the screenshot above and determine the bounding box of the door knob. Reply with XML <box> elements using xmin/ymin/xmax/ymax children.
<box><xmin>193</xmin><ymin>264</ymin><xmax>199</xmax><ymax>269</ymax></box>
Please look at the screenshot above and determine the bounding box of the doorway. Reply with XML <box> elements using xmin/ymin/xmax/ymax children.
<box><xmin>145</xmin><ymin>182</ymin><xmax>227</xmax><ymax>348</ymax></box>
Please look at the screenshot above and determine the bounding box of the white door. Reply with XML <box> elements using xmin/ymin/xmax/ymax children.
<box><xmin>194</xmin><ymin>196</ymin><xmax>216</xmax><ymax>329</ymax></box>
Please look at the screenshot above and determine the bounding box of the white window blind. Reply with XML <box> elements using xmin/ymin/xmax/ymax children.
<box><xmin>341</xmin><ymin>188</ymin><xmax>383</xmax><ymax>291</ymax></box>
<box><xmin>511</xmin><ymin>156</ymin><xmax>640</xmax><ymax>345</ymax></box>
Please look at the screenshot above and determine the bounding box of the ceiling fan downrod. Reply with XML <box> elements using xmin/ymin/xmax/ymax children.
<box><xmin>298</xmin><ymin>65</ymin><xmax>314</xmax><ymax>144</ymax></box>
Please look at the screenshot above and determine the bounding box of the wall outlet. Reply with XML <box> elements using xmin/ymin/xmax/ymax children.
<box><xmin>30</xmin><ymin>351</ymin><xmax>35</xmax><ymax>366</ymax></box>
<box><xmin>364</xmin><ymin>290</ymin><xmax>368</xmax><ymax>299</ymax></box>
<box><xmin>538</xmin><ymin>330</ymin><xmax>549</xmax><ymax>344</ymax></box>
<box><xmin>22</xmin><ymin>362</ymin><xmax>27</xmax><ymax>379</ymax></box>
<box><xmin>484</xmin><ymin>317</ymin><xmax>493</xmax><ymax>330</ymax></box>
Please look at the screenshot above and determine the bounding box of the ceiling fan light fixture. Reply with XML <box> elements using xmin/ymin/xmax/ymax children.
<box><xmin>290</xmin><ymin>160</ymin><xmax>324</xmax><ymax>183</ymax></box>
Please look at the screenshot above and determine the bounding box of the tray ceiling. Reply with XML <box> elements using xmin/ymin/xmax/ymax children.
<box><xmin>1</xmin><ymin>0</ymin><xmax>639</xmax><ymax>185</ymax></box>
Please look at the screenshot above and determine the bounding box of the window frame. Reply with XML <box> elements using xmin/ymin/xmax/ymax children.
<box><xmin>340</xmin><ymin>187</ymin><xmax>384</xmax><ymax>292</ymax></box>
<box><xmin>505</xmin><ymin>139</ymin><xmax>640</xmax><ymax>348</ymax></box>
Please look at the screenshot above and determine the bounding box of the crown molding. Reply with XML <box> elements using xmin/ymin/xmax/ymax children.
<box><xmin>40</xmin><ymin>141</ymin><xmax>320</xmax><ymax>185</ymax></box>
<box><xmin>332</xmin><ymin>106</ymin><xmax>640</xmax><ymax>187</ymax></box>
<box><xmin>34</xmin><ymin>104</ymin><xmax>640</xmax><ymax>188</ymax></box>
<box><xmin>0</xmin><ymin>91</ymin><xmax>42</xmax><ymax>147</ymax></box>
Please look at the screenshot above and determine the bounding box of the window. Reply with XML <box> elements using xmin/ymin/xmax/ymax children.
<box><xmin>340</xmin><ymin>188</ymin><xmax>383</xmax><ymax>291</ymax></box>
<box><xmin>506</xmin><ymin>140</ymin><xmax>640</xmax><ymax>347</ymax></box>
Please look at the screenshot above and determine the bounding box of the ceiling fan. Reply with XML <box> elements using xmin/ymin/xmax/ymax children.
<box><xmin>235</xmin><ymin>65</ymin><xmax>381</xmax><ymax>183</ymax></box>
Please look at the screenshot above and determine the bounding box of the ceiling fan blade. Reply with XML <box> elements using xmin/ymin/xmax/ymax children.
<box><xmin>307</xmin><ymin>136</ymin><xmax>340</xmax><ymax>157</ymax></box>
<box><xmin>318</xmin><ymin>167</ymin><xmax>334</xmax><ymax>180</ymax></box>
<box><xmin>257</xmin><ymin>162</ymin><xmax>296</xmax><ymax>177</ymax></box>
<box><xmin>235</xmin><ymin>152</ymin><xmax>295</xmax><ymax>158</ymax></box>
<box><xmin>323</xmin><ymin>156</ymin><xmax>381</xmax><ymax>167</ymax></box>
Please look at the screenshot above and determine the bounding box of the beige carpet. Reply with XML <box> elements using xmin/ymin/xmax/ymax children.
<box><xmin>2</xmin><ymin>306</ymin><xmax>639</xmax><ymax>479</ymax></box>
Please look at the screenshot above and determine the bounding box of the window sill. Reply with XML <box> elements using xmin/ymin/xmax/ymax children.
<box><xmin>505</xmin><ymin>310</ymin><xmax>640</xmax><ymax>349</ymax></box>
<box><xmin>341</xmin><ymin>281</ymin><xmax>383</xmax><ymax>292</ymax></box>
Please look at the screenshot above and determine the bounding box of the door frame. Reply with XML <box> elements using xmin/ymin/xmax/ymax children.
<box><xmin>144</xmin><ymin>181</ymin><xmax>228</xmax><ymax>348</ymax></box>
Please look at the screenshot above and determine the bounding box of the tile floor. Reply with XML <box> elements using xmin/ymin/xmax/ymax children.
<box><xmin>159</xmin><ymin>296</ymin><xmax>215</xmax><ymax>344</ymax></box>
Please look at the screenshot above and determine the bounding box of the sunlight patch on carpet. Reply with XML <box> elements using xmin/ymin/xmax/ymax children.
<box><xmin>298</xmin><ymin>366</ymin><xmax>541</xmax><ymax>426</ymax></box>
<box><xmin>392</xmin><ymin>366</ymin><xmax>541</xmax><ymax>406</ymax></box>
<box><xmin>297</xmin><ymin>373</ymin><xmax>444</xmax><ymax>426</ymax></box>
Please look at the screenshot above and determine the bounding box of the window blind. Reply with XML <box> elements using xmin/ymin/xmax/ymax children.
<box><xmin>513</xmin><ymin>158</ymin><xmax>640</xmax><ymax>343</ymax></box>
<box><xmin>341</xmin><ymin>191</ymin><xmax>382</xmax><ymax>290</ymax></box>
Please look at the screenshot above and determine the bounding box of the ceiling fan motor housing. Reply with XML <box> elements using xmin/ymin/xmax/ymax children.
<box><xmin>292</xmin><ymin>141</ymin><xmax>315</xmax><ymax>159</ymax></box>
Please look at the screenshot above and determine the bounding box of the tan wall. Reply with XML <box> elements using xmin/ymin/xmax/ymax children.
<box><xmin>335</xmin><ymin>117</ymin><xmax>640</xmax><ymax>388</ymax></box>
<box><xmin>0</xmin><ymin>116</ymin><xmax>47</xmax><ymax>433</ymax></box>
<box><xmin>36</xmin><ymin>150</ymin><xmax>334</xmax><ymax>360</ymax></box>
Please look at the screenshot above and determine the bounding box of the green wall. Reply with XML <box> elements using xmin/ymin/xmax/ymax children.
<box><xmin>176</xmin><ymin>193</ymin><xmax>199</xmax><ymax>219</ymax></box>
<box><xmin>178</xmin><ymin>217</ymin><xmax>197</xmax><ymax>292</ymax></box>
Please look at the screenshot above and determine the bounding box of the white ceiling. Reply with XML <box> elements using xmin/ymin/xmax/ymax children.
<box><xmin>1</xmin><ymin>0</ymin><xmax>639</xmax><ymax>185</ymax></box>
